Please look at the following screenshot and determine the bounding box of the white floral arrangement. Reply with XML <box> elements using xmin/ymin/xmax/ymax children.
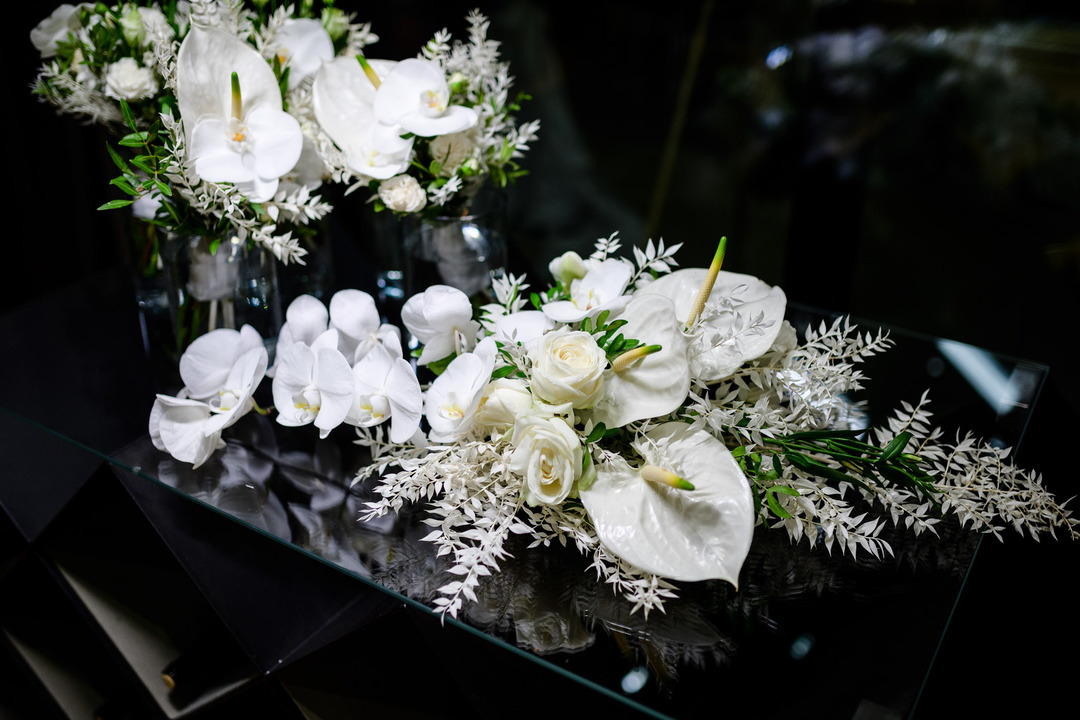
<box><xmin>147</xmin><ymin>232</ymin><xmax>1078</xmax><ymax>619</ymax></box>
<box><xmin>30</xmin><ymin>0</ymin><xmax>379</xmax><ymax>264</ymax></box>
<box><xmin>310</xmin><ymin>8</ymin><xmax>540</xmax><ymax>218</ymax></box>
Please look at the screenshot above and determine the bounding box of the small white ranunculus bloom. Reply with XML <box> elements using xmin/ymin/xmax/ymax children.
<box><xmin>104</xmin><ymin>57</ymin><xmax>159</xmax><ymax>100</ymax></box>
<box><xmin>474</xmin><ymin>377</ymin><xmax>533</xmax><ymax>431</ymax></box>
<box><xmin>428</xmin><ymin>131</ymin><xmax>479</xmax><ymax>177</ymax></box>
<box><xmin>378</xmin><ymin>174</ymin><xmax>427</xmax><ymax>213</ymax></box>
<box><xmin>529</xmin><ymin>329</ymin><xmax>606</xmax><ymax>409</ymax></box>
<box><xmin>31</xmin><ymin>4</ymin><xmax>81</xmax><ymax>58</ymax></box>
<box><xmin>509</xmin><ymin>413</ymin><xmax>582</xmax><ymax>506</ymax></box>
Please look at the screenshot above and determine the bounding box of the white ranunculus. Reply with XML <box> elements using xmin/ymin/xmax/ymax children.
<box><xmin>529</xmin><ymin>330</ymin><xmax>606</xmax><ymax>409</ymax></box>
<box><xmin>103</xmin><ymin>57</ymin><xmax>158</xmax><ymax>100</ymax></box>
<box><xmin>31</xmin><ymin>4</ymin><xmax>81</xmax><ymax>58</ymax></box>
<box><xmin>428</xmin><ymin>131</ymin><xmax>479</xmax><ymax>177</ymax></box>
<box><xmin>474</xmin><ymin>378</ymin><xmax>533</xmax><ymax>431</ymax></box>
<box><xmin>378</xmin><ymin>174</ymin><xmax>427</xmax><ymax>213</ymax></box>
<box><xmin>509</xmin><ymin>413</ymin><xmax>582</xmax><ymax>506</ymax></box>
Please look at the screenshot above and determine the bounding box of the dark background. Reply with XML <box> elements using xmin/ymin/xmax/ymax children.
<box><xmin>10</xmin><ymin>1</ymin><xmax>1080</xmax><ymax>716</ymax></box>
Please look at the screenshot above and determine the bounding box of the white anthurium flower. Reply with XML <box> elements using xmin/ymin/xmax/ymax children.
<box><xmin>346</xmin><ymin>343</ymin><xmax>422</xmax><ymax>443</ymax></box>
<box><xmin>272</xmin><ymin>330</ymin><xmax>356</xmax><ymax>438</ymax></box>
<box><xmin>203</xmin><ymin>345</ymin><xmax>268</xmax><ymax>435</ymax></box>
<box><xmin>637</xmin><ymin>268</ymin><xmax>786</xmax><ymax>382</ymax></box>
<box><xmin>179</xmin><ymin>325</ymin><xmax>265</xmax><ymax>400</ymax></box>
<box><xmin>509</xmin><ymin>411</ymin><xmax>583</xmax><ymax>506</ymax></box>
<box><xmin>31</xmin><ymin>4</ymin><xmax>81</xmax><ymax>58</ymax></box>
<box><xmin>587</xmin><ymin>295</ymin><xmax>690</xmax><ymax>429</ymax></box>
<box><xmin>149</xmin><ymin>395</ymin><xmax>226</xmax><ymax>469</ymax></box>
<box><xmin>579</xmin><ymin>422</ymin><xmax>754</xmax><ymax>585</ymax></box>
<box><xmin>401</xmin><ymin>284</ymin><xmax>480</xmax><ymax>365</ymax></box>
<box><xmin>312</xmin><ymin>56</ymin><xmax>413</xmax><ymax>180</ymax></box>
<box><xmin>542</xmin><ymin>259</ymin><xmax>633</xmax><ymax>324</ymax></box>
<box><xmin>374</xmin><ymin>58</ymin><xmax>479</xmax><ymax>137</ymax></box>
<box><xmin>176</xmin><ymin>22</ymin><xmax>303</xmax><ymax>202</ymax></box>
<box><xmin>423</xmin><ymin>339</ymin><xmax>496</xmax><ymax>443</ymax></box>
<box><xmin>270</xmin><ymin>18</ymin><xmax>334</xmax><ymax>90</ymax></box>
<box><xmin>328</xmin><ymin>289</ymin><xmax>402</xmax><ymax>363</ymax></box>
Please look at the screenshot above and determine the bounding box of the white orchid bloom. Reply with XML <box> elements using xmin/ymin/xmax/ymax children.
<box><xmin>176</xmin><ymin>22</ymin><xmax>303</xmax><ymax>202</ymax></box>
<box><xmin>374</xmin><ymin>58</ymin><xmax>478</xmax><ymax>137</ymax></box>
<box><xmin>329</xmin><ymin>289</ymin><xmax>402</xmax><ymax>363</ymax></box>
<box><xmin>542</xmin><ymin>259</ymin><xmax>633</xmax><ymax>324</ymax></box>
<box><xmin>270</xmin><ymin>18</ymin><xmax>334</xmax><ymax>89</ymax></box>
<box><xmin>423</xmin><ymin>339</ymin><xmax>496</xmax><ymax>443</ymax></box>
<box><xmin>637</xmin><ymin>268</ymin><xmax>786</xmax><ymax>382</ymax></box>
<box><xmin>587</xmin><ymin>295</ymin><xmax>690</xmax><ymax>428</ymax></box>
<box><xmin>491</xmin><ymin>311</ymin><xmax>554</xmax><ymax>351</ymax></box>
<box><xmin>272</xmin><ymin>330</ymin><xmax>356</xmax><ymax>438</ymax></box>
<box><xmin>149</xmin><ymin>395</ymin><xmax>225</xmax><ymax>469</ymax></box>
<box><xmin>579</xmin><ymin>422</ymin><xmax>754</xmax><ymax>585</ymax></box>
<box><xmin>203</xmin><ymin>345</ymin><xmax>269</xmax><ymax>435</ymax></box>
<box><xmin>346</xmin><ymin>343</ymin><xmax>423</xmax><ymax>443</ymax></box>
<box><xmin>179</xmin><ymin>325</ymin><xmax>265</xmax><ymax>400</ymax></box>
<box><xmin>312</xmin><ymin>56</ymin><xmax>413</xmax><ymax>180</ymax></box>
<box><xmin>401</xmin><ymin>285</ymin><xmax>480</xmax><ymax>365</ymax></box>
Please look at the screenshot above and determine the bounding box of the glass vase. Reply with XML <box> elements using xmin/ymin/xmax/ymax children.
<box><xmin>401</xmin><ymin>185</ymin><xmax>507</xmax><ymax>304</ymax></box>
<box><xmin>162</xmin><ymin>231</ymin><xmax>282</xmax><ymax>361</ymax></box>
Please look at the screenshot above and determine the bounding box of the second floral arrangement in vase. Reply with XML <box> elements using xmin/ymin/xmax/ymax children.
<box><xmin>310</xmin><ymin>9</ymin><xmax>539</xmax><ymax>306</ymax></box>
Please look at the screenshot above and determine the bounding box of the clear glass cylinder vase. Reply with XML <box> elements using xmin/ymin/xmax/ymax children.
<box><xmin>162</xmin><ymin>231</ymin><xmax>282</xmax><ymax>358</ymax></box>
<box><xmin>401</xmin><ymin>186</ymin><xmax>507</xmax><ymax>303</ymax></box>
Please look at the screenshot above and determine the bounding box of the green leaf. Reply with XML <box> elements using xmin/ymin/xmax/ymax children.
<box><xmin>109</xmin><ymin>178</ymin><xmax>139</xmax><ymax>196</ymax></box>
<box><xmin>491</xmin><ymin>365</ymin><xmax>516</xmax><ymax>379</ymax></box>
<box><xmin>98</xmin><ymin>199</ymin><xmax>134</xmax><ymax>211</ymax></box>
<box><xmin>766</xmin><ymin>490</ymin><xmax>791</xmax><ymax>519</ymax></box>
<box><xmin>106</xmin><ymin>143</ymin><xmax>130</xmax><ymax>173</ymax></box>
<box><xmin>584</xmin><ymin>422</ymin><xmax>607</xmax><ymax>445</ymax></box>
<box><xmin>119</xmin><ymin>132</ymin><xmax>149</xmax><ymax>147</ymax></box>
<box><xmin>879</xmin><ymin>432</ymin><xmax>913</xmax><ymax>463</ymax></box>
<box><xmin>120</xmin><ymin>98</ymin><xmax>137</xmax><ymax>131</ymax></box>
<box><xmin>154</xmin><ymin>180</ymin><xmax>173</xmax><ymax>197</ymax></box>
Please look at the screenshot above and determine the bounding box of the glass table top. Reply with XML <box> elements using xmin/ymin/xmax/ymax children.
<box><xmin>0</xmin><ymin>270</ymin><xmax>1049</xmax><ymax>719</ymax></box>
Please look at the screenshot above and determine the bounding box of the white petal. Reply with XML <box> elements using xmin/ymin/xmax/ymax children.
<box><xmin>329</xmin><ymin>289</ymin><xmax>380</xmax><ymax>346</ymax></box>
<box><xmin>638</xmin><ymin>268</ymin><xmax>787</xmax><ymax>382</ymax></box>
<box><xmin>154</xmin><ymin>396</ymin><xmax>226</xmax><ymax>468</ymax></box>
<box><xmin>245</xmin><ymin>106</ymin><xmax>304</xmax><ymax>179</ymax></box>
<box><xmin>313</xmin><ymin>347</ymin><xmax>356</xmax><ymax>437</ymax></box>
<box><xmin>386</xmin><ymin>357</ymin><xmax>423</xmax><ymax>443</ymax></box>
<box><xmin>398</xmin><ymin>105</ymin><xmax>478</xmax><ymax>138</ymax></box>
<box><xmin>283</xmin><ymin>294</ymin><xmax>330</xmax><ymax>346</ymax></box>
<box><xmin>374</xmin><ymin>58</ymin><xmax>446</xmax><ymax>124</ymax></box>
<box><xmin>588</xmin><ymin>296</ymin><xmax>690</xmax><ymax>428</ymax></box>
<box><xmin>580</xmin><ymin>423</ymin><xmax>754</xmax><ymax>584</ymax></box>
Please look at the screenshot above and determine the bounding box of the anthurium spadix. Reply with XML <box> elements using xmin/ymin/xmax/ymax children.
<box><xmin>312</xmin><ymin>57</ymin><xmax>413</xmax><ymax>180</ymax></box>
<box><xmin>587</xmin><ymin>295</ymin><xmax>690</xmax><ymax>429</ymax></box>
<box><xmin>176</xmin><ymin>22</ymin><xmax>303</xmax><ymax>202</ymax></box>
<box><xmin>374</xmin><ymin>58</ymin><xmax>479</xmax><ymax>137</ymax></box>
<box><xmin>638</xmin><ymin>268</ymin><xmax>787</xmax><ymax>383</ymax></box>
<box><xmin>579</xmin><ymin>422</ymin><xmax>754</xmax><ymax>584</ymax></box>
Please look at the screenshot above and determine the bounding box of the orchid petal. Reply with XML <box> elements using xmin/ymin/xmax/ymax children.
<box><xmin>273</xmin><ymin>18</ymin><xmax>334</xmax><ymax>89</ymax></box>
<box><xmin>580</xmin><ymin>422</ymin><xmax>754</xmax><ymax>584</ymax></box>
<box><xmin>151</xmin><ymin>395</ymin><xmax>226</xmax><ymax>468</ymax></box>
<box><xmin>244</xmin><ymin>106</ymin><xmax>304</xmax><ymax>179</ymax></box>
<box><xmin>180</xmin><ymin>325</ymin><xmax>263</xmax><ymax>400</ymax></box>
<box><xmin>283</xmin><ymin>294</ymin><xmax>330</xmax><ymax>347</ymax></box>
<box><xmin>386</xmin><ymin>357</ymin><xmax>423</xmax><ymax>443</ymax></box>
<box><xmin>312</xmin><ymin>347</ymin><xmax>355</xmax><ymax>437</ymax></box>
<box><xmin>398</xmin><ymin>105</ymin><xmax>479</xmax><ymax>138</ymax></box>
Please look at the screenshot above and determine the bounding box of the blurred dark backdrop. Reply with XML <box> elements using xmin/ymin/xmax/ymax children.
<box><xmin>11</xmin><ymin>1</ymin><xmax>1080</xmax><ymax>716</ymax></box>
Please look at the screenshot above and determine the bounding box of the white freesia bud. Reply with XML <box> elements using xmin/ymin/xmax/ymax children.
<box><xmin>509</xmin><ymin>413</ymin><xmax>582</xmax><ymax>506</ymax></box>
<box><xmin>529</xmin><ymin>329</ymin><xmax>606</xmax><ymax>409</ymax></box>
<box><xmin>378</xmin><ymin>174</ymin><xmax>427</xmax><ymax>213</ymax></box>
<box><xmin>104</xmin><ymin>57</ymin><xmax>159</xmax><ymax>101</ymax></box>
<box><xmin>120</xmin><ymin>6</ymin><xmax>146</xmax><ymax>47</ymax></box>
<box><xmin>547</xmin><ymin>250</ymin><xmax>587</xmax><ymax>287</ymax></box>
<box><xmin>474</xmin><ymin>377</ymin><xmax>533</xmax><ymax>430</ymax></box>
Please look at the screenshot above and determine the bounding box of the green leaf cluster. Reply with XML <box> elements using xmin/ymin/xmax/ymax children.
<box><xmin>580</xmin><ymin>310</ymin><xmax>645</xmax><ymax>363</ymax></box>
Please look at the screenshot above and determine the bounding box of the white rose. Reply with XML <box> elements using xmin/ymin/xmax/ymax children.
<box><xmin>31</xmin><ymin>4</ymin><xmax>81</xmax><ymax>58</ymax></box>
<box><xmin>509</xmin><ymin>414</ymin><xmax>582</xmax><ymax>506</ymax></box>
<box><xmin>378</xmin><ymin>174</ymin><xmax>427</xmax><ymax>213</ymax></box>
<box><xmin>104</xmin><ymin>57</ymin><xmax>159</xmax><ymax>100</ymax></box>
<box><xmin>474</xmin><ymin>377</ymin><xmax>533</xmax><ymax>430</ymax></box>
<box><xmin>428</xmin><ymin>131</ymin><xmax>479</xmax><ymax>177</ymax></box>
<box><xmin>529</xmin><ymin>329</ymin><xmax>606</xmax><ymax>409</ymax></box>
